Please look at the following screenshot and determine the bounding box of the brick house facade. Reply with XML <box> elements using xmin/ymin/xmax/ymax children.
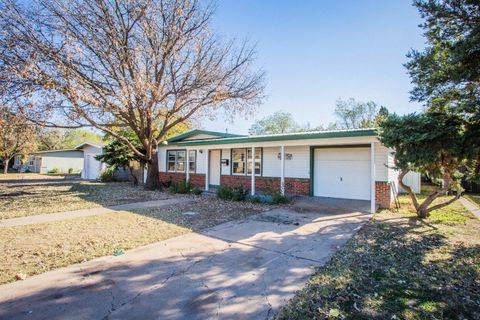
<box><xmin>157</xmin><ymin>129</ymin><xmax>419</xmax><ymax>213</ymax></box>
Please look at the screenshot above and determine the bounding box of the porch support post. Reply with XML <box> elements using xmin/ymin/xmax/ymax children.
<box><xmin>185</xmin><ymin>149</ymin><xmax>190</xmax><ymax>182</ymax></box>
<box><xmin>370</xmin><ymin>142</ymin><xmax>376</xmax><ymax>213</ymax></box>
<box><xmin>280</xmin><ymin>146</ymin><xmax>285</xmax><ymax>195</ymax></box>
<box><xmin>205</xmin><ymin>149</ymin><xmax>209</xmax><ymax>191</ymax></box>
<box><xmin>251</xmin><ymin>146</ymin><xmax>255</xmax><ymax>196</ymax></box>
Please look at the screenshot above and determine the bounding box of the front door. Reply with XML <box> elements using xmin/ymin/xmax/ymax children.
<box><xmin>209</xmin><ymin>150</ymin><xmax>221</xmax><ymax>186</ymax></box>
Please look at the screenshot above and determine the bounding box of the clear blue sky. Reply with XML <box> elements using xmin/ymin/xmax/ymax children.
<box><xmin>204</xmin><ymin>0</ymin><xmax>426</xmax><ymax>134</ymax></box>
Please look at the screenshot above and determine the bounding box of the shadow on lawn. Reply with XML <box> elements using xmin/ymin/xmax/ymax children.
<box><xmin>0</xmin><ymin>208</ymin><xmax>369</xmax><ymax>320</ymax></box>
<box><xmin>278</xmin><ymin>216</ymin><xmax>480</xmax><ymax>320</ymax></box>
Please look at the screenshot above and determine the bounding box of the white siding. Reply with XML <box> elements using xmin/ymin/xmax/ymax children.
<box><xmin>263</xmin><ymin>146</ymin><xmax>309</xmax><ymax>178</ymax></box>
<box><xmin>262</xmin><ymin>147</ymin><xmax>280</xmax><ymax>177</ymax></box>
<box><xmin>374</xmin><ymin>142</ymin><xmax>389</xmax><ymax>182</ymax></box>
<box><xmin>158</xmin><ymin>148</ymin><xmax>166</xmax><ymax>172</ymax></box>
<box><xmin>221</xmin><ymin>148</ymin><xmax>230</xmax><ymax>175</ymax></box>
<box><xmin>40</xmin><ymin>151</ymin><xmax>84</xmax><ymax>173</ymax></box>
<box><xmin>196</xmin><ymin>149</ymin><xmax>207</xmax><ymax>174</ymax></box>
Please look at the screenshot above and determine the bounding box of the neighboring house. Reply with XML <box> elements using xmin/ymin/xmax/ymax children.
<box><xmin>158</xmin><ymin>129</ymin><xmax>421</xmax><ymax>213</ymax></box>
<box><xmin>13</xmin><ymin>141</ymin><xmax>106</xmax><ymax>179</ymax></box>
<box><xmin>14</xmin><ymin>149</ymin><xmax>84</xmax><ymax>173</ymax></box>
<box><xmin>74</xmin><ymin>142</ymin><xmax>106</xmax><ymax>180</ymax></box>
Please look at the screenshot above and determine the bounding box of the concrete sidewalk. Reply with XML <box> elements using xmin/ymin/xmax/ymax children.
<box><xmin>460</xmin><ymin>197</ymin><xmax>480</xmax><ymax>219</ymax></box>
<box><xmin>0</xmin><ymin>207</ymin><xmax>371</xmax><ymax>320</ymax></box>
<box><xmin>0</xmin><ymin>198</ymin><xmax>193</xmax><ymax>228</ymax></box>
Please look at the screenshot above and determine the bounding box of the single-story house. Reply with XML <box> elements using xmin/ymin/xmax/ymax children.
<box><xmin>13</xmin><ymin>141</ymin><xmax>105</xmax><ymax>179</ymax></box>
<box><xmin>158</xmin><ymin>129</ymin><xmax>421</xmax><ymax>213</ymax></box>
<box><xmin>14</xmin><ymin>149</ymin><xmax>84</xmax><ymax>174</ymax></box>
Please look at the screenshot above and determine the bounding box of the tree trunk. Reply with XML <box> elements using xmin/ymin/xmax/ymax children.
<box><xmin>145</xmin><ymin>149</ymin><xmax>160</xmax><ymax>190</ymax></box>
<box><xmin>2</xmin><ymin>158</ymin><xmax>9</xmax><ymax>174</ymax></box>
<box><xmin>128</xmin><ymin>165</ymin><xmax>139</xmax><ymax>186</ymax></box>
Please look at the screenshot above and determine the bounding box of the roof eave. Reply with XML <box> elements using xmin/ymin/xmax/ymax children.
<box><xmin>175</xmin><ymin>129</ymin><xmax>378</xmax><ymax>147</ymax></box>
<box><xmin>166</xmin><ymin>129</ymin><xmax>244</xmax><ymax>143</ymax></box>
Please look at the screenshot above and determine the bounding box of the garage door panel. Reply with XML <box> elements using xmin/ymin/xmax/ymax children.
<box><xmin>314</xmin><ymin>148</ymin><xmax>370</xmax><ymax>200</ymax></box>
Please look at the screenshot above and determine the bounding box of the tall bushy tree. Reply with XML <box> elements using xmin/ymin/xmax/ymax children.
<box><xmin>96</xmin><ymin>129</ymin><xmax>145</xmax><ymax>185</ymax></box>
<box><xmin>406</xmin><ymin>0</ymin><xmax>480</xmax><ymax>173</ymax></box>
<box><xmin>379</xmin><ymin>112</ymin><xmax>466</xmax><ymax>218</ymax></box>
<box><xmin>0</xmin><ymin>0</ymin><xmax>265</xmax><ymax>189</ymax></box>
<box><xmin>0</xmin><ymin>106</ymin><xmax>37</xmax><ymax>174</ymax></box>
<box><xmin>38</xmin><ymin>128</ymin><xmax>103</xmax><ymax>151</ymax></box>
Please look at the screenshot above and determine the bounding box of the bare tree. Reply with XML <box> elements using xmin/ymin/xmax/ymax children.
<box><xmin>0</xmin><ymin>0</ymin><xmax>265</xmax><ymax>189</ymax></box>
<box><xmin>0</xmin><ymin>106</ymin><xmax>37</xmax><ymax>174</ymax></box>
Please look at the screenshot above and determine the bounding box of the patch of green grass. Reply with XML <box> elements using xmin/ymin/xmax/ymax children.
<box><xmin>0</xmin><ymin>181</ymin><xmax>171</xmax><ymax>219</ymax></box>
<box><xmin>277</xmin><ymin>195</ymin><xmax>480</xmax><ymax>320</ymax></box>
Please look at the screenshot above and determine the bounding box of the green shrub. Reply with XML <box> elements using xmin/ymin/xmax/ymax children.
<box><xmin>231</xmin><ymin>186</ymin><xmax>248</xmax><ymax>201</ymax></box>
<box><xmin>167</xmin><ymin>185</ymin><xmax>177</xmax><ymax>193</ymax></box>
<box><xmin>68</xmin><ymin>168</ymin><xmax>74</xmax><ymax>174</ymax></box>
<box><xmin>100</xmin><ymin>167</ymin><xmax>116</xmax><ymax>182</ymax></box>
<box><xmin>177</xmin><ymin>180</ymin><xmax>192</xmax><ymax>194</ymax></box>
<box><xmin>217</xmin><ymin>185</ymin><xmax>233</xmax><ymax>200</ymax></box>
<box><xmin>217</xmin><ymin>185</ymin><xmax>248</xmax><ymax>201</ymax></box>
<box><xmin>191</xmin><ymin>188</ymin><xmax>203</xmax><ymax>195</ymax></box>
<box><xmin>168</xmin><ymin>179</ymin><xmax>201</xmax><ymax>195</ymax></box>
<box><xmin>271</xmin><ymin>192</ymin><xmax>289</xmax><ymax>204</ymax></box>
<box><xmin>48</xmin><ymin>168</ymin><xmax>61</xmax><ymax>174</ymax></box>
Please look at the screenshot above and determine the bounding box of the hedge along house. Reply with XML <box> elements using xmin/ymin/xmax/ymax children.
<box><xmin>158</xmin><ymin>129</ymin><xmax>414</xmax><ymax>213</ymax></box>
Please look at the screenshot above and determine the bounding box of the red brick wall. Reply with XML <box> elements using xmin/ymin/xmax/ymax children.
<box><xmin>159</xmin><ymin>172</ymin><xmax>185</xmax><ymax>187</ymax></box>
<box><xmin>189</xmin><ymin>173</ymin><xmax>205</xmax><ymax>188</ymax></box>
<box><xmin>159</xmin><ymin>172</ymin><xmax>205</xmax><ymax>188</ymax></box>
<box><xmin>375</xmin><ymin>181</ymin><xmax>392</xmax><ymax>209</ymax></box>
<box><xmin>158</xmin><ymin>173</ymin><xmax>309</xmax><ymax>195</ymax></box>
<box><xmin>220</xmin><ymin>175</ymin><xmax>310</xmax><ymax>196</ymax></box>
<box><xmin>159</xmin><ymin>171</ymin><xmax>386</xmax><ymax>204</ymax></box>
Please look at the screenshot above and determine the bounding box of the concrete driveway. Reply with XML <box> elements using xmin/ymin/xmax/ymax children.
<box><xmin>0</xmin><ymin>199</ymin><xmax>371</xmax><ymax>320</ymax></box>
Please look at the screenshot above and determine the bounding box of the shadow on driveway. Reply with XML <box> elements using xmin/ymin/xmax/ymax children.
<box><xmin>0</xmin><ymin>204</ymin><xmax>371</xmax><ymax>320</ymax></box>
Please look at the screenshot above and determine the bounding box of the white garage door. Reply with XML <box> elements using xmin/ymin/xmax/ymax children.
<box><xmin>314</xmin><ymin>147</ymin><xmax>371</xmax><ymax>200</ymax></box>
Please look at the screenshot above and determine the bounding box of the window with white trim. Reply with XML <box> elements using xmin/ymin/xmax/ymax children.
<box><xmin>232</xmin><ymin>148</ymin><xmax>246</xmax><ymax>175</ymax></box>
<box><xmin>188</xmin><ymin>150</ymin><xmax>196</xmax><ymax>173</ymax></box>
<box><xmin>232</xmin><ymin>148</ymin><xmax>261</xmax><ymax>176</ymax></box>
<box><xmin>167</xmin><ymin>150</ymin><xmax>186</xmax><ymax>173</ymax></box>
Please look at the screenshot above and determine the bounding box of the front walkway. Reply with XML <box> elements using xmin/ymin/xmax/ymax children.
<box><xmin>0</xmin><ymin>206</ymin><xmax>371</xmax><ymax>320</ymax></box>
<box><xmin>0</xmin><ymin>198</ymin><xmax>193</xmax><ymax>228</ymax></box>
<box><xmin>460</xmin><ymin>197</ymin><xmax>480</xmax><ymax>219</ymax></box>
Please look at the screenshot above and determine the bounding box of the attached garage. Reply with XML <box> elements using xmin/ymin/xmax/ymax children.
<box><xmin>313</xmin><ymin>147</ymin><xmax>371</xmax><ymax>200</ymax></box>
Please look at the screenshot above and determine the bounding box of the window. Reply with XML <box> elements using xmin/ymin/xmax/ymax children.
<box><xmin>247</xmin><ymin>149</ymin><xmax>261</xmax><ymax>175</ymax></box>
<box><xmin>232</xmin><ymin>148</ymin><xmax>246</xmax><ymax>175</ymax></box>
<box><xmin>232</xmin><ymin>148</ymin><xmax>262</xmax><ymax>176</ymax></box>
<box><xmin>188</xmin><ymin>150</ymin><xmax>196</xmax><ymax>173</ymax></box>
<box><xmin>167</xmin><ymin>150</ymin><xmax>186</xmax><ymax>173</ymax></box>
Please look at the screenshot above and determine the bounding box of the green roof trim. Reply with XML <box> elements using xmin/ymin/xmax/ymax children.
<box><xmin>166</xmin><ymin>129</ymin><xmax>244</xmax><ymax>143</ymax></box>
<box><xmin>174</xmin><ymin>128</ymin><xmax>378</xmax><ymax>146</ymax></box>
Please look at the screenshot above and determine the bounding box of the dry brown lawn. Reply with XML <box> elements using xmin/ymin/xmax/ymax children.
<box><xmin>0</xmin><ymin>197</ymin><xmax>267</xmax><ymax>284</ymax></box>
<box><xmin>0</xmin><ymin>181</ymin><xmax>171</xmax><ymax>219</ymax></box>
